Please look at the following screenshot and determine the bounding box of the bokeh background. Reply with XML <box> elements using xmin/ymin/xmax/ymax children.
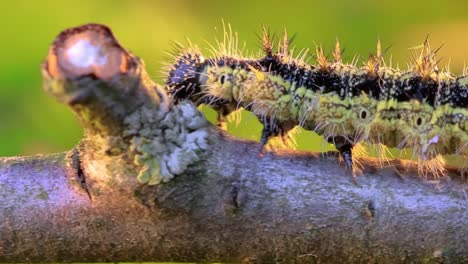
<box><xmin>1</xmin><ymin>0</ymin><xmax>468</xmax><ymax>157</ymax></box>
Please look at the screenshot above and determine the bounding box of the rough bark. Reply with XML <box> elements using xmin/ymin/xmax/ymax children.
<box><xmin>0</xmin><ymin>23</ymin><xmax>467</xmax><ymax>263</ymax></box>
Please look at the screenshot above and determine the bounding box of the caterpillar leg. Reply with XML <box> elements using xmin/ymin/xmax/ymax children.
<box><xmin>216</xmin><ymin>112</ymin><xmax>228</xmax><ymax>130</ymax></box>
<box><xmin>279</xmin><ymin>126</ymin><xmax>299</xmax><ymax>149</ymax></box>
<box><xmin>462</xmin><ymin>155</ymin><xmax>468</xmax><ymax>181</ymax></box>
<box><xmin>461</xmin><ymin>164</ymin><xmax>468</xmax><ymax>182</ymax></box>
<box><xmin>259</xmin><ymin>117</ymin><xmax>282</xmax><ymax>155</ymax></box>
<box><xmin>338</xmin><ymin>143</ymin><xmax>361</xmax><ymax>183</ymax></box>
<box><xmin>260</xmin><ymin>125</ymin><xmax>277</xmax><ymax>153</ymax></box>
<box><xmin>214</xmin><ymin>105</ymin><xmax>234</xmax><ymax>130</ymax></box>
<box><xmin>328</xmin><ymin>137</ymin><xmax>359</xmax><ymax>179</ymax></box>
<box><xmin>337</xmin><ymin>143</ymin><xmax>354</xmax><ymax>173</ymax></box>
<box><xmin>258</xmin><ymin>117</ymin><xmax>295</xmax><ymax>155</ymax></box>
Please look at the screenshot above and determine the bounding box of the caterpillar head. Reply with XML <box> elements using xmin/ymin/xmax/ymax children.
<box><xmin>202</xmin><ymin>66</ymin><xmax>238</xmax><ymax>103</ymax></box>
<box><xmin>166</xmin><ymin>49</ymin><xmax>206</xmax><ymax>103</ymax></box>
<box><xmin>202</xmin><ymin>64</ymin><xmax>263</xmax><ymax>107</ymax></box>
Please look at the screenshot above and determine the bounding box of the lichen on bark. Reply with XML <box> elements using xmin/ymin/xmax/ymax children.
<box><xmin>125</xmin><ymin>101</ymin><xmax>210</xmax><ymax>184</ymax></box>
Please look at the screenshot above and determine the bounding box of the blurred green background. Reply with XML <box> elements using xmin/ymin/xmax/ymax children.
<box><xmin>1</xmin><ymin>0</ymin><xmax>468</xmax><ymax>157</ymax></box>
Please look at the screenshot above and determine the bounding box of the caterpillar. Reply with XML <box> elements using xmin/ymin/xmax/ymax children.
<box><xmin>164</xmin><ymin>25</ymin><xmax>467</xmax><ymax>178</ymax></box>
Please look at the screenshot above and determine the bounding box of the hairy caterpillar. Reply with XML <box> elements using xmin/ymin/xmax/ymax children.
<box><xmin>164</xmin><ymin>25</ymin><xmax>467</xmax><ymax>178</ymax></box>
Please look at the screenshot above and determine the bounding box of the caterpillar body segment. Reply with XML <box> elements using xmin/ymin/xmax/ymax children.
<box><xmin>436</xmin><ymin>76</ymin><xmax>468</xmax><ymax>174</ymax></box>
<box><xmin>203</xmin><ymin>64</ymin><xmax>303</xmax><ymax>152</ymax></box>
<box><xmin>165</xmin><ymin>47</ymin><xmax>206</xmax><ymax>103</ymax></box>
<box><xmin>440</xmin><ymin>76</ymin><xmax>468</xmax><ymax>156</ymax></box>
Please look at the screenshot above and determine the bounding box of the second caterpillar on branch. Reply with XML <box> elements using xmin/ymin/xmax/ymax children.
<box><xmin>164</xmin><ymin>26</ymin><xmax>467</xmax><ymax>178</ymax></box>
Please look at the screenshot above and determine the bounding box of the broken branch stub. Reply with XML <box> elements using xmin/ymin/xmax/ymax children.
<box><xmin>42</xmin><ymin>24</ymin><xmax>210</xmax><ymax>189</ymax></box>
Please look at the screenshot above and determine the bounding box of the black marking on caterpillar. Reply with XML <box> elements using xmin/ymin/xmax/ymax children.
<box><xmin>164</xmin><ymin>25</ymin><xmax>467</xmax><ymax>179</ymax></box>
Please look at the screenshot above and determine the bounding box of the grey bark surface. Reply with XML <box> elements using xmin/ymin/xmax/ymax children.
<box><xmin>0</xmin><ymin>24</ymin><xmax>467</xmax><ymax>263</ymax></box>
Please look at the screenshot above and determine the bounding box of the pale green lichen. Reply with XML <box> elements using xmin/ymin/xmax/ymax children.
<box><xmin>124</xmin><ymin>101</ymin><xmax>209</xmax><ymax>185</ymax></box>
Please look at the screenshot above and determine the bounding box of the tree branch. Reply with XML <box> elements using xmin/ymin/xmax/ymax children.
<box><xmin>0</xmin><ymin>24</ymin><xmax>467</xmax><ymax>263</ymax></box>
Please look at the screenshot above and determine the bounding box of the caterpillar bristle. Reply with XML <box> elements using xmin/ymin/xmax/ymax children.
<box><xmin>278</xmin><ymin>28</ymin><xmax>289</xmax><ymax>56</ymax></box>
<box><xmin>372</xmin><ymin>143</ymin><xmax>393</xmax><ymax>168</ymax></box>
<box><xmin>315</xmin><ymin>45</ymin><xmax>329</xmax><ymax>71</ymax></box>
<box><xmin>333</xmin><ymin>38</ymin><xmax>342</xmax><ymax>63</ymax></box>
<box><xmin>210</xmin><ymin>20</ymin><xmax>245</xmax><ymax>60</ymax></box>
<box><xmin>365</xmin><ymin>38</ymin><xmax>383</xmax><ymax>75</ymax></box>
<box><xmin>261</xmin><ymin>25</ymin><xmax>274</xmax><ymax>58</ymax></box>
<box><xmin>350</xmin><ymin>54</ymin><xmax>360</xmax><ymax>68</ymax></box>
<box><xmin>409</xmin><ymin>37</ymin><xmax>442</xmax><ymax>79</ymax></box>
<box><xmin>351</xmin><ymin>143</ymin><xmax>369</xmax><ymax>176</ymax></box>
<box><xmin>293</xmin><ymin>48</ymin><xmax>310</xmax><ymax>65</ymax></box>
<box><xmin>376</xmin><ymin>38</ymin><xmax>382</xmax><ymax>59</ymax></box>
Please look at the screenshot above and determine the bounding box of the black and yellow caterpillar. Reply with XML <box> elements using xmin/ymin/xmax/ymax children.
<box><xmin>164</xmin><ymin>26</ymin><xmax>467</xmax><ymax>178</ymax></box>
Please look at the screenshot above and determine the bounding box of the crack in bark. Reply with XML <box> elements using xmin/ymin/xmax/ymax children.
<box><xmin>77</xmin><ymin>158</ymin><xmax>92</xmax><ymax>201</ymax></box>
<box><xmin>68</xmin><ymin>147</ymin><xmax>92</xmax><ymax>201</ymax></box>
<box><xmin>230</xmin><ymin>185</ymin><xmax>240</xmax><ymax>208</ymax></box>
